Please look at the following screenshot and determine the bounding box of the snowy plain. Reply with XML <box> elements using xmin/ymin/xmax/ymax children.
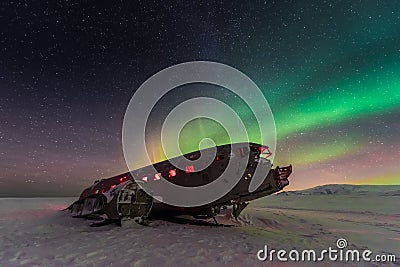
<box><xmin>0</xmin><ymin>185</ymin><xmax>399</xmax><ymax>267</ymax></box>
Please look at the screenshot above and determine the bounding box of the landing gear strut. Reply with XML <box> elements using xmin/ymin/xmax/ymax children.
<box><xmin>210</xmin><ymin>206</ymin><xmax>220</xmax><ymax>225</ymax></box>
<box><xmin>232</xmin><ymin>202</ymin><xmax>248</xmax><ymax>219</ymax></box>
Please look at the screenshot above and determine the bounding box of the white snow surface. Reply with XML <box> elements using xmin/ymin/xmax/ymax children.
<box><xmin>0</xmin><ymin>185</ymin><xmax>399</xmax><ymax>266</ymax></box>
<box><xmin>0</xmin><ymin>198</ymin><xmax>263</xmax><ymax>267</ymax></box>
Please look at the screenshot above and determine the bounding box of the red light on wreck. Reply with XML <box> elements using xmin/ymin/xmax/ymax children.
<box><xmin>154</xmin><ymin>173</ymin><xmax>161</xmax><ymax>181</ymax></box>
<box><xmin>185</xmin><ymin>165</ymin><xmax>194</xmax><ymax>173</ymax></box>
<box><xmin>169</xmin><ymin>169</ymin><xmax>176</xmax><ymax>177</ymax></box>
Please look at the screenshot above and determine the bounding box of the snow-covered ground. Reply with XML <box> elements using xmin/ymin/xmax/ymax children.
<box><xmin>0</xmin><ymin>185</ymin><xmax>399</xmax><ymax>266</ymax></box>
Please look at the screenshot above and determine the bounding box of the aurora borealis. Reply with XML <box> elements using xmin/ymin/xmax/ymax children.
<box><xmin>1</xmin><ymin>1</ymin><xmax>399</xmax><ymax>196</ymax></box>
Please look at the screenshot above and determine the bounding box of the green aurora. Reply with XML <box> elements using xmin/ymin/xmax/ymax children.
<box><xmin>154</xmin><ymin>2</ymin><xmax>400</xmax><ymax>188</ymax></box>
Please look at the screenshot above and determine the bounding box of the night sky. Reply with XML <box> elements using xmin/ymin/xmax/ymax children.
<box><xmin>1</xmin><ymin>1</ymin><xmax>399</xmax><ymax>197</ymax></box>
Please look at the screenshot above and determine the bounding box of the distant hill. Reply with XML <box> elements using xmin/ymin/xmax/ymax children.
<box><xmin>252</xmin><ymin>184</ymin><xmax>400</xmax><ymax>214</ymax></box>
<box><xmin>277</xmin><ymin>184</ymin><xmax>400</xmax><ymax>196</ymax></box>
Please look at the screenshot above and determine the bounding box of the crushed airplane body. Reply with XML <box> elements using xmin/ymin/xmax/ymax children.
<box><xmin>67</xmin><ymin>142</ymin><xmax>292</xmax><ymax>226</ymax></box>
